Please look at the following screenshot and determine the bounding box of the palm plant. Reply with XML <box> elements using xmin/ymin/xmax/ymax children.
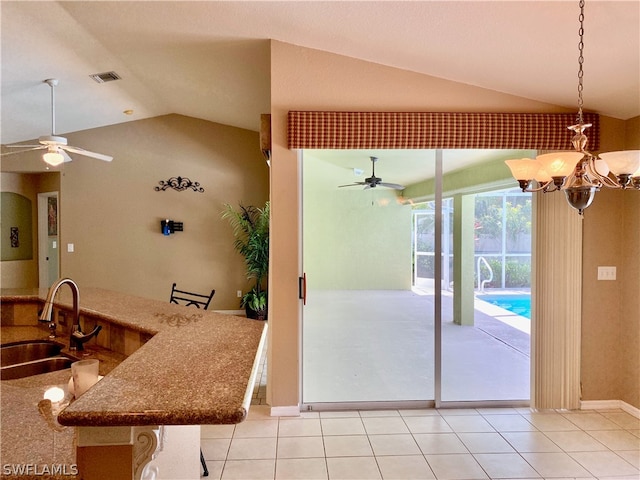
<box><xmin>222</xmin><ymin>201</ymin><xmax>269</xmax><ymax>319</ymax></box>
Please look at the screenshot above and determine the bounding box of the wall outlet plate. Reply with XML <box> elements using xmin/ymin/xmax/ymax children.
<box><xmin>597</xmin><ymin>266</ymin><xmax>616</xmax><ymax>281</ymax></box>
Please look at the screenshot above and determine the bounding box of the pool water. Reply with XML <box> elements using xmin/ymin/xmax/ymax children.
<box><xmin>477</xmin><ymin>294</ymin><xmax>531</xmax><ymax>319</ymax></box>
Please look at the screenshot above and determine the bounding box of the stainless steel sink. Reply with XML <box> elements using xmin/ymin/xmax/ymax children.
<box><xmin>1</xmin><ymin>340</ymin><xmax>64</xmax><ymax>367</ymax></box>
<box><xmin>1</xmin><ymin>356</ymin><xmax>74</xmax><ymax>380</ymax></box>
<box><xmin>1</xmin><ymin>340</ymin><xmax>77</xmax><ymax>380</ymax></box>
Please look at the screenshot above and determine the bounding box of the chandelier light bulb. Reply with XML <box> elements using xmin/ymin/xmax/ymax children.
<box><xmin>599</xmin><ymin>150</ymin><xmax>640</xmax><ymax>176</ymax></box>
<box><xmin>593</xmin><ymin>157</ymin><xmax>610</xmax><ymax>177</ymax></box>
<box><xmin>504</xmin><ymin>159</ymin><xmax>541</xmax><ymax>181</ymax></box>
<box><xmin>534</xmin><ymin>167</ymin><xmax>552</xmax><ymax>183</ymax></box>
<box><xmin>536</xmin><ymin>152</ymin><xmax>583</xmax><ymax>178</ymax></box>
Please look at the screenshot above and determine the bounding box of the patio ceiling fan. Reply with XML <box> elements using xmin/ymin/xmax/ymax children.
<box><xmin>338</xmin><ymin>156</ymin><xmax>405</xmax><ymax>190</ymax></box>
<box><xmin>1</xmin><ymin>79</ymin><xmax>113</xmax><ymax>166</ymax></box>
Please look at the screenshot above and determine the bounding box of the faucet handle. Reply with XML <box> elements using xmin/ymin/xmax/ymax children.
<box><xmin>48</xmin><ymin>322</ymin><xmax>56</xmax><ymax>339</ymax></box>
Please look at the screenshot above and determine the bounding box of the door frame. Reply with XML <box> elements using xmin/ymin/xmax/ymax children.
<box><xmin>37</xmin><ymin>191</ymin><xmax>59</xmax><ymax>288</ymax></box>
<box><xmin>299</xmin><ymin>149</ymin><xmax>532</xmax><ymax>410</ymax></box>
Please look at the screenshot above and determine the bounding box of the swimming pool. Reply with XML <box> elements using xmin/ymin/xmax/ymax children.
<box><xmin>476</xmin><ymin>294</ymin><xmax>531</xmax><ymax>319</ymax></box>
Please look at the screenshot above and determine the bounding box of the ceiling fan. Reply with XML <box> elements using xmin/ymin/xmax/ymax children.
<box><xmin>1</xmin><ymin>79</ymin><xmax>113</xmax><ymax>166</ymax></box>
<box><xmin>338</xmin><ymin>156</ymin><xmax>405</xmax><ymax>190</ymax></box>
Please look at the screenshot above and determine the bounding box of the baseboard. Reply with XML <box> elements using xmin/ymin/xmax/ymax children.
<box><xmin>213</xmin><ymin>309</ymin><xmax>246</xmax><ymax>316</ymax></box>
<box><xmin>581</xmin><ymin>399</ymin><xmax>640</xmax><ymax>418</ymax></box>
<box><xmin>270</xmin><ymin>405</ymin><xmax>300</xmax><ymax>417</ymax></box>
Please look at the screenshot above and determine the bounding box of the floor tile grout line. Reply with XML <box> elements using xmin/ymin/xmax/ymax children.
<box><xmin>205</xmin><ymin>407</ymin><xmax>639</xmax><ymax>480</ymax></box>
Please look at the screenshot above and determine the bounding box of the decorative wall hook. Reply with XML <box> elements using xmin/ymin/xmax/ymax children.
<box><xmin>155</xmin><ymin>176</ymin><xmax>204</xmax><ymax>193</ymax></box>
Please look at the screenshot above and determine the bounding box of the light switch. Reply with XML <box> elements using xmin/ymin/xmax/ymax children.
<box><xmin>597</xmin><ymin>266</ymin><xmax>616</xmax><ymax>281</ymax></box>
<box><xmin>67</xmin><ymin>243</ymin><xmax>74</xmax><ymax>253</ymax></box>
<box><xmin>52</xmin><ymin>241</ymin><xmax>57</xmax><ymax>248</ymax></box>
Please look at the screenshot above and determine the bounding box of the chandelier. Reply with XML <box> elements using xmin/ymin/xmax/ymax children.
<box><xmin>505</xmin><ymin>0</ymin><xmax>640</xmax><ymax>215</ymax></box>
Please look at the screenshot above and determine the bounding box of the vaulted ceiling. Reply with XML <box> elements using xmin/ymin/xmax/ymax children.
<box><xmin>1</xmin><ymin>1</ymin><xmax>638</xmax><ymax>147</ymax></box>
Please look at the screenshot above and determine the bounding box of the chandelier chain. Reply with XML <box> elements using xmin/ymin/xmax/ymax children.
<box><xmin>576</xmin><ymin>0</ymin><xmax>586</xmax><ymax>124</ymax></box>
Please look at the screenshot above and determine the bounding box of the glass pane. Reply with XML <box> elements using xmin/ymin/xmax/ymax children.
<box><xmin>442</xmin><ymin>188</ymin><xmax>531</xmax><ymax>402</ymax></box>
<box><xmin>302</xmin><ymin>150</ymin><xmax>435</xmax><ymax>404</ymax></box>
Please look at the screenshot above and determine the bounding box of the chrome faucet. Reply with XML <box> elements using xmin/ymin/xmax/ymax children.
<box><xmin>38</xmin><ymin>278</ymin><xmax>101</xmax><ymax>351</ymax></box>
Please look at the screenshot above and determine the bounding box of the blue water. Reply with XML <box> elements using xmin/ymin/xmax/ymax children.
<box><xmin>477</xmin><ymin>294</ymin><xmax>531</xmax><ymax>319</ymax></box>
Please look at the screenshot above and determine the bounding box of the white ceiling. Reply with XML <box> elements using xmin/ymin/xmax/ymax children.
<box><xmin>1</xmin><ymin>1</ymin><xmax>638</xmax><ymax>147</ymax></box>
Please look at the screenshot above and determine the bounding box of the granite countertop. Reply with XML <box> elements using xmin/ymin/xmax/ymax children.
<box><xmin>0</xmin><ymin>326</ymin><xmax>125</xmax><ymax>479</ymax></box>
<box><xmin>1</xmin><ymin>368</ymin><xmax>78</xmax><ymax>480</ymax></box>
<box><xmin>1</xmin><ymin>287</ymin><xmax>267</xmax><ymax>427</ymax></box>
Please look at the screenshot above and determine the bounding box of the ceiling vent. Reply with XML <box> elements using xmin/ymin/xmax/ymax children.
<box><xmin>89</xmin><ymin>71</ymin><xmax>121</xmax><ymax>83</ymax></box>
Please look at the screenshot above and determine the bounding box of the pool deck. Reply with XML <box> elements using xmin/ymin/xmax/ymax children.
<box><xmin>474</xmin><ymin>292</ymin><xmax>531</xmax><ymax>335</ymax></box>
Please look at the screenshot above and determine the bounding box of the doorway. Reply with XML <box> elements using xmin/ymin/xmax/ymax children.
<box><xmin>38</xmin><ymin>191</ymin><xmax>59</xmax><ymax>288</ymax></box>
<box><xmin>300</xmin><ymin>149</ymin><xmax>532</xmax><ymax>409</ymax></box>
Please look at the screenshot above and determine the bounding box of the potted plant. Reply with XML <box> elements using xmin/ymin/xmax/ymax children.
<box><xmin>222</xmin><ymin>202</ymin><xmax>269</xmax><ymax>320</ymax></box>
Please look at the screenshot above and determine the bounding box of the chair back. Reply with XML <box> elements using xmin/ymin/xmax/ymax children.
<box><xmin>169</xmin><ymin>283</ymin><xmax>215</xmax><ymax>310</ymax></box>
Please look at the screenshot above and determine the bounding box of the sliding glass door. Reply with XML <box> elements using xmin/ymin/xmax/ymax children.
<box><xmin>301</xmin><ymin>149</ymin><xmax>531</xmax><ymax>408</ymax></box>
<box><xmin>440</xmin><ymin>189</ymin><xmax>531</xmax><ymax>403</ymax></box>
<box><xmin>301</xmin><ymin>150</ymin><xmax>436</xmax><ymax>406</ymax></box>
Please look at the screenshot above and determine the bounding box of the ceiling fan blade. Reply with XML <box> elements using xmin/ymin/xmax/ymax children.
<box><xmin>61</xmin><ymin>145</ymin><xmax>113</xmax><ymax>162</ymax></box>
<box><xmin>0</xmin><ymin>145</ymin><xmax>46</xmax><ymax>156</ymax></box>
<box><xmin>379</xmin><ymin>182</ymin><xmax>405</xmax><ymax>190</ymax></box>
<box><xmin>4</xmin><ymin>144</ymin><xmax>44</xmax><ymax>148</ymax></box>
<box><xmin>338</xmin><ymin>182</ymin><xmax>366</xmax><ymax>188</ymax></box>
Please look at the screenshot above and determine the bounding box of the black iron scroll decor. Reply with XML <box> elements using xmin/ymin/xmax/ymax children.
<box><xmin>155</xmin><ymin>176</ymin><xmax>204</xmax><ymax>193</ymax></box>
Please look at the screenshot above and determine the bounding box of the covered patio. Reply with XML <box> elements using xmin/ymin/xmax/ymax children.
<box><xmin>300</xmin><ymin>289</ymin><xmax>531</xmax><ymax>407</ymax></box>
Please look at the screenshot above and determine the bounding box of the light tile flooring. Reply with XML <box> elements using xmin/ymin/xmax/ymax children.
<box><xmin>201</xmin><ymin>406</ymin><xmax>640</xmax><ymax>479</ymax></box>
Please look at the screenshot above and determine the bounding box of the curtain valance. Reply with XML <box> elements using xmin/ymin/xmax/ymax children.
<box><xmin>288</xmin><ymin>111</ymin><xmax>600</xmax><ymax>151</ymax></box>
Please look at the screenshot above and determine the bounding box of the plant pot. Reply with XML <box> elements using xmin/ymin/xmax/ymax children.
<box><xmin>245</xmin><ymin>306</ymin><xmax>267</xmax><ymax>321</ymax></box>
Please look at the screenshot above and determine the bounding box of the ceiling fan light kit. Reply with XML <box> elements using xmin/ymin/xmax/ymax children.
<box><xmin>505</xmin><ymin>0</ymin><xmax>639</xmax><ymax>215</ymax></box>
<box><xmin>43</xmin><ymin>151</ymin><xmax>65</xmax><ymax>167</ymax></box>
<box><xmin>0</xmin><ymin>78</ymin><xmax>113</xmax><ymax>167</ymax></box>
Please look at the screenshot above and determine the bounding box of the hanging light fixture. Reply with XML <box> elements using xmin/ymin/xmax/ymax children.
<box><xmin>505</xmin><ymin>0</ymin><xmax>640</xmax><ymax>215</ymax></box>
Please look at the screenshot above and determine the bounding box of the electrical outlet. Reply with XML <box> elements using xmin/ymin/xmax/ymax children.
<box><xmin>237</xmin><ymin>290</ymin><xmax>242</xmax><ymax>298</ymax></box>
<box><xmin>67</xmin><ymin>243</ymin><xmax>74</xmax><ymax>253</ymax></box>
<box><xmin>597</xmin><ymin>266</ymin><xmax>616</xmax><ymax>281</ymax></box>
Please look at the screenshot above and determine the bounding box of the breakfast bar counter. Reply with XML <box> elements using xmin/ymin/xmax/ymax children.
<box><xmin>1</xmin><ymin>287</ymin><xmax>267</xmax><ymax>478</ymax></box>
<box><xmin>1</xmin><ymin>287</ymin><xmax>267</xmax><ymax>426</ymax></box>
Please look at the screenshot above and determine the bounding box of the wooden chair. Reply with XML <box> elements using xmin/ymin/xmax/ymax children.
<box><xmin>168</xmin><ymin>283</ymin><xmax>215</xmax><ymax>476</ymax></box>
<box><xmin>169</xmin><ymin>283</ymin><xmax>215</xmax><ymax>310</ymax></box>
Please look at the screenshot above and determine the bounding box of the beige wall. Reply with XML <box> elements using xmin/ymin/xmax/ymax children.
<box><xmin>269</xmin><ymin>40</ymin><xmax>640</xmax><ymax>409</ymax></box>
<box><xmin>581</xmin><ymin>120</ymin><xmax>640</xmax><ymax>407</ymax></box>
<box><xmin>625</xmin><ymin>116</ymin><xmax>640</xmax><ymax>146</ymax></box>
<box><xmin>620</xmin><ymin>191</ymin><xmax>640</xmax><ymax>407</ymax></box>
<box><xmin>2</xmin><ymin>115</ymin><xmax>269</xmax><ymax>309</ymax></box>
<box><xmin>1</xmin><ymin>172</ymin><xmax>60</xmax><ymax>288</ymax></box>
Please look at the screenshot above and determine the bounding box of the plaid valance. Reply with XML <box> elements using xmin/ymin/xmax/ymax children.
<box><xmin>288</xmin><ymin>111</ymin><xmax>600</xmax><ymax>151</ymax></box>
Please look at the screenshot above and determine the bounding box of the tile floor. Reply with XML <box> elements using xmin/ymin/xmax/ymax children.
<box><xmin>201</xmin><ymin>406</ymin><xmax>640</xmax><ymax>479</ymax></box>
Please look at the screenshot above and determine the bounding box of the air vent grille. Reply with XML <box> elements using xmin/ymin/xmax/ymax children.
<box><xmin>89</xmin><ymin>71</ymin><xmax>121</xmax><ymax>83</ymax></box>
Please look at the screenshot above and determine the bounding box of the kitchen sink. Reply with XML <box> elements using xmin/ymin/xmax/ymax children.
<box><xmin>1</xmin><ymin>340</ymin><xmax>77</xmax><ymax>380</ymax></box>
<box><xmin>1</xmin><ymin>356</ymin><xmax>74</xmax><ymax>380</ymax></box>
<box><xmin>1</xmin><ymin>340</ymin><xmax>65</xmax><ymax>366</ymax></box>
